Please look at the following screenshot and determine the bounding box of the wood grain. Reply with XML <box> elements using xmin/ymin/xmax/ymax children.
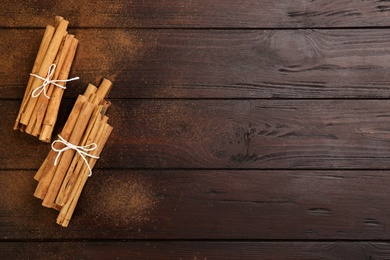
<box><xmin>3</xmin><ymin>1</ymin><xmax>390</xmax><ymax>256</ymax></box>
<box><xmin>3</xmin><ymin>29</ymin><xmax>390</xmax><ymax>99</ymax></box>
<box><xmin>2</xmin><ymin>170</ymin><xmax>390</xmax><ymax>240</ymax></box>
<box><xmin>0</xmin><ymin>241</ymin><xmax>388</xmax><ymax>259</ymax></box>
<box><xmin>5</xmin><ymin>99</ymin><xmax>390</xmax><ymax>170</ymax></box>
<box><xmin>2</xmin><ymin>0</ymin><xmax>390</xmax><ymax>28</ymax></box>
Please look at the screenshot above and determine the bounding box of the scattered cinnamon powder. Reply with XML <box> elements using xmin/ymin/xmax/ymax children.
<box><xmin>73</xmin><ymin>29</ymin><xmax>145</xmax><ymax>85</ymax></box>
<box><xmin>0</xmin><ymin>171</ymin><xmax>33</xmax><ymax>212</ymax></box>
<box><xmin>90</xmin><ymin>173</ymin><xmax>157</xmax><ymax>227</ymax></box>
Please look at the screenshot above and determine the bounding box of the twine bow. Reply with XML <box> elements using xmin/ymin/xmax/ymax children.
<box><xmin>52</xmin><ymin>135</ymin><xmax>99</xmax><ymax>177</ymax></box>
<box><xmin>30</xmin><ymin>64</ymin><xmax>79</xmax><ymax>99</ymax></box>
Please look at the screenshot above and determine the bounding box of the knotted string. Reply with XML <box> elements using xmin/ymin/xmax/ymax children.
<box><xmin>51</xmin><ymin>135</ymin><xmax>99</xmax><ymax>177</ymax></box>
<box><xmin>30</xmin><ymin>64</ymin><xmax>79</xmax><ymax>99</ymax></box>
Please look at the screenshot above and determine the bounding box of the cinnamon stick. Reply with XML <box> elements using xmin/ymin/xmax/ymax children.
<box><xmin>96</xmin><ymin>78</ymin><xmax>112</xmax><ymax>99</ymax></box>
<box><xmin>83</xmin><ymin>84</ymin><xmax>97</xmax><ymax>100</ymax></box>
<box><xmin>20</xmin><ymin>19</ymin><xmax>69</xmax><ymax>126</ymax></box>
<box><xmin>34</xmin><ymin>95</ymin><xmax>88</xmax><ymax>196</ymax></box>
<box><xmin>57</xmin><ymin>123</ymin><xmax>113</xmax><ymax>227</ymax></box>
<box><xmin>40</xmin><ymin>37</ymin><xmax>79</xmax><ymax>142</ymax></box>
<box><xmin>34</xmin><ymin>78</ymin><xmax>114</xmax><ymax>226</ymax></box>
<box><xmin>25</xmin><ymin>34</ymin><xmax>72</xmax><ymax>135</ymax></box>
<box><xmin>14</xmin><ymin>25</ymin><xmax>55</xmax><ymax>130</ymax></box>
<box><xmin>89</xmin><ymin>79</ymin><xmax>112</xmax><ymax>105</ymax></box>
<box><xmin>54</xmin><ymin>16</ymin><xmax>64</xmax><ymax>28</ymax></box>
<box><xmin>42</xmin><ymin>101</ymin><xmax>95</xmax><ymax>208</ymax></box>
<box><xmin>55</xmin><ymin>108</ymin><xmax>104</xmax><ymax>207</ymax></box>
<box><xmin>33</xmin><ymin>34</ymin><xmax>76</xmax><ymax>137</ymax></box>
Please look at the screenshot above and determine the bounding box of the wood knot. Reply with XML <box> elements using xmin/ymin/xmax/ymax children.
<box><xmin>269</xmin><ymin>30</ymin><xmax>318</xmax><ymax>69</ymax></box>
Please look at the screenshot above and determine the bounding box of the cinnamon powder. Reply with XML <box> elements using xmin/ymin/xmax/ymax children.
<box><xmin>90</xmin><ymin>173</ymin><xmax>157</xmax><ymax>226</ymax></box>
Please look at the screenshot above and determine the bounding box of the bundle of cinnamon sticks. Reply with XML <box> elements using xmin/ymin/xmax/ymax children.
<box><xmin>14</xmin><ymin>16</ymin><xmax>79</xmax><ymax>143</ymax></box>
<box><xmin>34</xmin><ymin>79</ymin><xmax>113</xmax><ymax>227</ymax></box>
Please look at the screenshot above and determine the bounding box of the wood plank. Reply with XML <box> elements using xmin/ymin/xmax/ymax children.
<box><xmin>4</xmin><ymin>99</ymin><xmax>390</xmax><ymax>170</ymax></box>
<box><xmin>3</xmin><ymin>29</ymin><xmax>390</xmax><ymax>99</ymax></box>
<box><xmin>2</xmin><ymin>0</ymin><xmax>390</xmax><ymax>28</ymax></box>
<box><xmin>0</xmin><ymin>241</ymin><xmax>388</xmax><ymax>259</ymax></box>
<box><xmin>113</xmin><ymin>99</ymin><xmax>390</xmax><ymax>169</ymax></box>
<box><xmin>2</xmin><ymin>169</ymin><xmax>390</xmax><ymax>240</ymax></box>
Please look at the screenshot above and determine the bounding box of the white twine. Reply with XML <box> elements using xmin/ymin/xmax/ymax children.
<box><xmin>51</xmin><ymin>135</ymin><xmax>99</xmax><ymax>177</ymax></box>
<box><xmin>30</xmin><ymin>64</ymin><xmax>79</xmax><ymax>99</ymax></box>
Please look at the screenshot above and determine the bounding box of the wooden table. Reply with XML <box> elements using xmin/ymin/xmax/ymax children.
<box><xmin>2</xmin><ymin>1</ymin><xmax>390</xmax><ymax>258</ymax></box>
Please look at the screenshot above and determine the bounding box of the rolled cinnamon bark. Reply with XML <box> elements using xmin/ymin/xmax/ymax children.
<box><xmin>34</xmin><ymin>95</ymin><xmax>88</xmax><ymax>195</ymax></box>
<box><xmin>15</xmin><ymin>16</ymin><xmax>79</xmax><ymax>142</ymax></box>
<box><xmin>14</xmin><ymin>25</ymin><xmax>55</xmax><ymax>130</ymax></box>
<box><xmin>42</xmin><ymin>101</ymin><xmax>95</xmax><ymax>208</ymax></box>
<box><xmin>57</xmin><ymin>123</ymin><xmax>113</xmax><ymax>227</ymax></box>
<box><xmin>26</xmin><ymin>34</ymin><xmax>73</xmax><ymax>136</ymax></box>
<box><xmin>35</xmin><ymin>78</ymin><xmax>114</xmax><ymax>227</ymax></box>
<box><xmin>40</xmin><ymin>37</ymin><xmax>79</xmax><ymax>142</ymax></box>
<box><xmin>55</xmin><ymin>106</ymin><xmax>103</xmax><ymax>206</ymax></box>
<box><xmin>20</xmin><ymin>19</ymin><xmax>69</xmax><ymax>126</ymax></box>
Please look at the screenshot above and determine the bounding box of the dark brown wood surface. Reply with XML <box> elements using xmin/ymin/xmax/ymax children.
<box><xmin>4</xmin><ymin>29</ymin><xmax>390</xmax><ymax>99</ymax></box>
<box><xmin>2</xmin><ymin>1</ymin><xmax>390</xmax><ymax>259</ymax></box>
<box><xmin>2</xmin><ymin>170</ymin><xmax>390</xmax><ymax>240</ymax></box>
<box><xmin>2</xmin><ymin>0</ymin><xmax>390</xmax><ymax>28</ymax></box>
<box><xmin>1</xmin><ymin>241</ymin><xmax>390</xmax><ymax>259</ymax></box>
<box><xmin>4</xmin><ymin>99</ymin><xmax>390</xmax><ymax>170</ymax></box>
